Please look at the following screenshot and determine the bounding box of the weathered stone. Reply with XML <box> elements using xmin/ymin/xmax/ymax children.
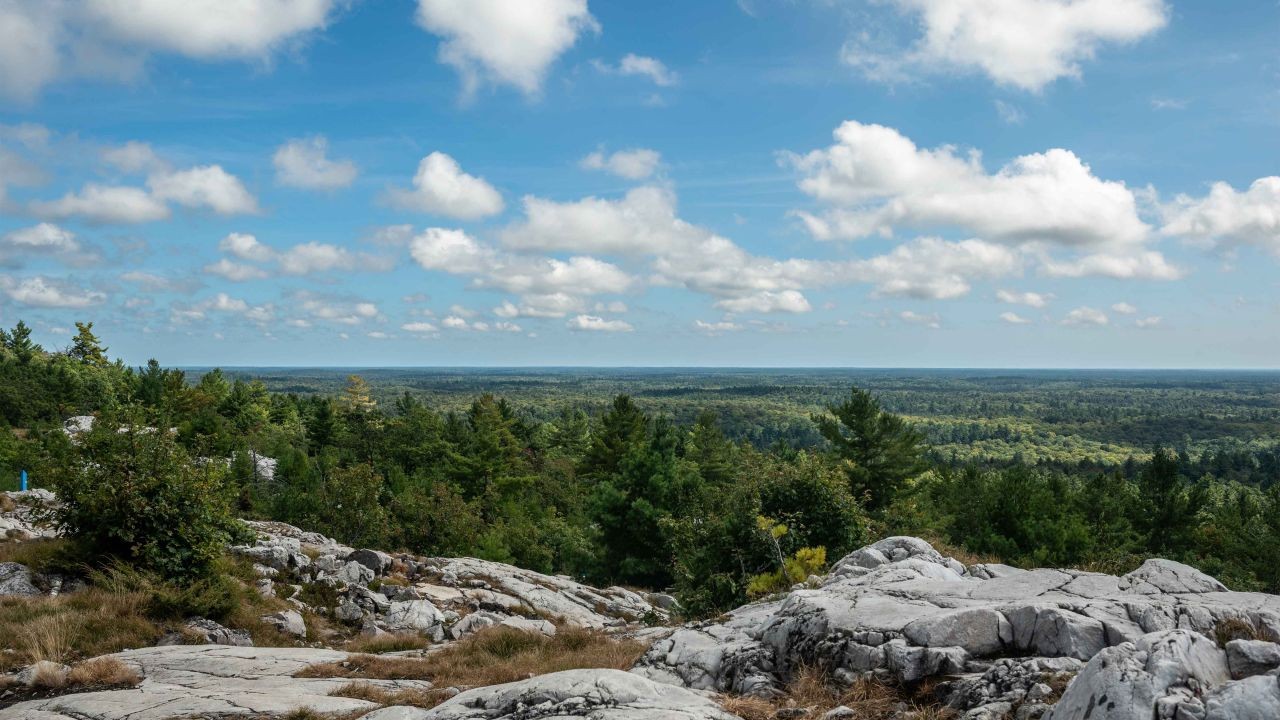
<box><xmin>0</xmin><ymin>645</ymin><xmax>430</xmax><ymax>720</ymax></box>
<box><xmin>1119</xmin><ymin>558</ymin><xmax>1229</xmax><ymax>595</ymax></box>
<box><xmin>158</xmin><ymin>617</ymin><xmax>253</xmax><ymax>647</ymax></box>
<box><xmin>348</xmin><ymin>548</ymin><xmax>395</xmax><ymax>575</ymax></box>
<box><xmin>363</xmin><ymin>668</ymin><xmax>740</xmax><ymax>719</ymax></box>
<box><xmin>384</xmin><ymin>599</ymin><xmax>445</xmax><ymax>633</ymax></box>
<box><xmin>261</xmin><ymin>609</ymin><xmax>307</xmax><ymax>638</ymax></box>
<box><xmin>1225</xmin><ymin>639</ymin><xmax>1280</xmax><ymax>679</ymax></box>
<box><xmin>0</xmin><ymin>562</ymin><xmax>41</xmax><ymax>596</ymax></box>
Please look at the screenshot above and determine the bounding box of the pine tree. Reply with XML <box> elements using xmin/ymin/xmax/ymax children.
<box><xmin>68</xmin><ymin>322</ymin><xmax>109</xmax><ymax>366</ymax></box>
<box><xmin>814</xmin><ymin>386</ymin><xmax>926</xmax><ymax>511</ymax></box>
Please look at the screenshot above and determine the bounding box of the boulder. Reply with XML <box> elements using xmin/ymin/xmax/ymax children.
<box><xmin>362</xmin><ymin>668</ymin><xmax>740</xmax><ymax>719</ymax></box>
<box><xmin>159</xmin><ymin>617</ymin><xmax>253</xmax><ymax>647</ymax></box>
<box><xmin>348</xmin><ymin>548</ymin><xmax>395</xmax><ymax>575</ymax></box>
<box><xmin>1225</xmin><ymin>639</ymin><xmax>1280</xmax><ymax>679</ymax></box>
<box><xmin>0</xmin><ymin>562</ymin><xmax>41</xmax><ymax>596</ymax></box>
<box><xmin>383</xmin><ymin>599</ymin><xmax>445</xmax><ymax>633</ymax></box>
<box><xmin>261</xmin><ymin>609</ymin><xmax>307</xmax><ymax>638</ymax></box>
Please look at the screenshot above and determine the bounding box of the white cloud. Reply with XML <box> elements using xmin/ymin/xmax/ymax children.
<box><xmin>0</xmin><ymin>222</ymin><xmax>97</xmax><ymax>266</ymax></box>
<box><xmin>293</xmin><ymin>293</ymin><xmax>382</xmax><ymax>325</ymax></box>
<box><xmin>1039</xmin><ymin>250</ymin><xmax>1183</xmax><ymax>280</ymax></box>
<box><xmin>1111</xmin><ymin>301</ymin><xmax>1137</xmax><ymax>314</ymax></box>
<box><xmin>31</xmin><ymin>184</ymin><xmax>170</xmax><ymax>223</ymax></box>
<box><xmin>387</xmin><ymin>152</ymin><xmax>504</xmax><ymax>220</ymax></box>
<box><xmin>715</xmin><ymin>290</ymin><xmax>811</xmax><ymax>314</ymax></box>
<box><xmin>994</xmin><ymin>100</ymin><xmax>1025</xmax><ymax>125</ymax></box>
<box><xmin>1000</xmin><ymin>311</ymin><xmax>1031</xmax><ymax>325</ymax></box>
<box><xmin>1062</xmin><ymin>306</ymin><xmax>1109</xmax><ymax>326</ymax></box>
<box><xmin>210</xmin><ymin>232</ymin><xmax>393</xmax><ymax>277</ymax></box>
<box><xmin>694</xmin><ymin>319</ymin><xmax>743</xmax><ymax>334</ymax></box>
<box><xmin>1136</xmin><ymin>315</ymin><xmax>1162</xmax><ymax>328</ymax></box>
<box><xmin>899</xmin><ymin>310</ymin><xmax>941</xmax><ymax>329</ymax></box>
<box><xmin>401</xmin><ymin>321</ymin><xmax>439</xmax><ymax>334</ymax></box>
<box><xmin>414</xmin><ymin>0</ymin><xmax>597</xmax><ymax>97</ymax></box>
<box><xmin>594</xmin><ymin>53</ymin><xmax>678</xmax><ymax>86</ymax></box>
<box><xmin>503</xmin><ymin>186</ymin><xmax>694</xmax><ymax>256</ymax></box>
<box><xmin>273</xmin><ymin>136</ymin><xmax>358</xmax><ymax>191</ymax></box>
<box><xmin>0</xmin><ymin>275</ymin><xmax>105</xmax><ymax>308</ymax></box>
<box><xmin>580</xmin><ymin>148</ymin><xmax>662</xmax><ymax>180</ymax></box>
<box><xmin>0</xmin><ymin>0</ymin><xmax>342</xmax><ymax>101</ymax></box>
<box><xmin>148</xmin><ymin>165</ymin><xmax>259</xmax><ymax>215</ymax></box>
<box><xmin>103</xmin><ymin>141</ymin><xmax>165</xmax><ymax>173</ymax></box>
<box><xmin>568</xmin><ymin>314</ymin><xmax>633</xmax><ymax>332</ymax></box>
<box><xmin>1159</xmin><ymin>177</ymin><xmax>1280</xmax><ymax>256</ymax></box>
<box><xmin>842</xmin><ymin>0</ymin><xmax>1168</xmax><ymax>92</ymax></box>
<box><xmin>996</xmin><ymin>289</ymin><xmax>1051</xmax><ymax>308</ymax></box>
<box><xmin>442</xmin><ymin>315</ymin><xmax>468</xmax><ymax>329</ymax></box>
<box><xmin>220</xmin><ymin>233</ymin><xmax>275</xmax><ymax>262</ymax></box>
<box><xmin>786</xmin><ymin>121</ymin><xmax>1150</xmax><ymax>248</ymax></box>
<box><xmin>203</xmin><ymin>258</ymin><xmax>271</xmax><ymax>282</ymax></box>
<box><xmin>853</xmin><ymin>237</ymin><xmax>1019</xmax><ymax>299</ymax></box>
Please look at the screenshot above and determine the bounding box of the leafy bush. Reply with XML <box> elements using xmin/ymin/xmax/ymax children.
<box><xmin>46</xmin><ymin>418</ymin><xmax>252</xmax><ymax>580</ymax></box>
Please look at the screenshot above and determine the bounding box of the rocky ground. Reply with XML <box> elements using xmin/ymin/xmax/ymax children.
<box><xmin>4</xmin><ymin>492</ymin><xmax>1280</xmax><ymax>719</ymax></box>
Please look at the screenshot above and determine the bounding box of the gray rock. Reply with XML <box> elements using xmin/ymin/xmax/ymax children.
<box><xmin>384</xmin><ymin>599</ymin><xmax>445</xmax><ymax>633</ymax></box>
<box><xmin>635</xmin><ymin>536</ymin><xmax>1280</xmax><ymax>696</ymax></box>
<box><xmin>1202</xmin><ymin>671</ymin><xmax>1280</xmax><ymax>719</ymax></box>
<box><xmin>823</xmin><ymin>707</ymin><xmax>855</xmax><ymax>719</ymax></box>
<box><xmin>335</xmin><ymin>560</ymin><xmax>375</xmax><ymax>587</ymax></box>
<box><xmin>261</xmin><ymin>609</ymin><xmax>307</xmax><ymax>638</ymax></box>
<box><xmin>363</xmin><ymin>668</ymin><xmax>739</xmax><ymax>719</ymax></box>
<box><xmin>160</xmin><ymin>617</ymin><xmax>253</xmax><ymax>647</ymax></box>
<box><xmin>348</xmin><ymin>548</ymin><xmax>395</xmax><ymax>575</ymax></box>
<box><xmin>0</xmin><ymin>562</ymin><xmax>41</xmax><ymax>596</ymax></box>
<box><xmin>1043</xmin><ymin>629</ymin><xmax>1229</xmax><ymax>720</ymax></box>
<box><xmin>1225</xmin><ymin>639</ymin><xmax>1280</xmax><ymax>679</ymax></box>
<box><xmin>0</xmin><ymin>645</ymin><xmax>430</xmax><ymax>720</ymax></box>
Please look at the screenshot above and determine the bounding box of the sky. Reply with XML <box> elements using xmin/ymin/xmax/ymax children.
<box><xmin>0</xmin><ymin>0</ymin><xmax>1277</xmax><ymax>368</ymax></box>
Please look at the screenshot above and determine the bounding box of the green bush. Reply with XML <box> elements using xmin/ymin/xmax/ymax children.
<box><xmin>47</xmin><ymin>418</ymin><xmax>252</xmax><ymax>580</ymax></box>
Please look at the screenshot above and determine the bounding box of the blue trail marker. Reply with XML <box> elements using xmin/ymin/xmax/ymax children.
<box><xmin>20</xmin><ymin>469</ymin><xmax>27</xmax><ymax>492</ymax></box>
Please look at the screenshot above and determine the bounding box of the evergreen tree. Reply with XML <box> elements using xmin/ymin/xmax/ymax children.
<box><xmin>815</xmin><ymin>386</ymin><xmax>926</xmax><ymax>511</ymax></box>
<box><xmin>68</xmin><ymin>322</ymin><xmax>109</xmax><ymax>366</ymax></box>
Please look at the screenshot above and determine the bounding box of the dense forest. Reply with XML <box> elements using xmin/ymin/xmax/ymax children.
<box><xmin>4</xmin><ymin>321</ymin><xmax>1280</xmax><ymax>616</ymax></box>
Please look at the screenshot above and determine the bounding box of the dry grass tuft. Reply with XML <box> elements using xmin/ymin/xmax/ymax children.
<box><xmin>0</xmin><ymin>588</ymin><xmax>159</xmax><ymax>671</ymax></box>
<box><xmin>344</xmin><ymin>632</ymin><xmax>433</xmax><ymax>654</ymax></box>
<box><xmin>0</xmin><ymin>494</ymin><xmax>15</xmax><ymax>513</ymax></box>
<box><xmin>329</xmin><ymin>681</ymin><xmax>444</xmax><ymax>708</ymax></box>
<box><xmin>922</xmin><ymin>536</ymin><xmax>1001</xmax><ymax>567</ymax></box>
<box><xmin>300</xmin><ymin>626</ymin><xmax>646</xmax><ymax>693</ymax></box>
<box><xmin>276</xmin><ymin>709</ymin><xmax>369</xmax><ymax>720</ymax></box>
<box><xmin>66</xmin><ymin>656</ymin><xmax>142</xmax><ymax>687</ymax></box>
<box><xmin>1215</xmin><ymin>616</ymin><xmax>1265</xmax><ymax>647</ymax></box>
<box><xmin>717</xmin><ymin>667</ymin><xmax>951</xmax><ymax>720</ymax></box>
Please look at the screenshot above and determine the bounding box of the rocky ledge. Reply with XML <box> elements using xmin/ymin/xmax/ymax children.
<box><xmin>634</xmin><ymin>536</ymin><xmax>1280</xmax><ymax>718</ymax></box>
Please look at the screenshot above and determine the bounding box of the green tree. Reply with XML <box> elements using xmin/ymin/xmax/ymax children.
<box><xmin>815</xmin><ymin>386</ymin><xmax>926</xmax><ymax>511</ymax></box>
<box><xmin>68</xmin><ymin>322</ymin><xmax>109</xmax><ymax>366</ymax></box>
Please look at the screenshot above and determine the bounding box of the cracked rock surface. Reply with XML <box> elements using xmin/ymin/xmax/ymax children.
<box><xmin>363</xmin><ymin>668</ymin><xmax>740</xmax><ymax>720</ymax></box>
<box><xmin>0</xmin><ymin>645</ymin><xmax>431</xmax><ymax>720</ymax></box>
<box><xmin>634</xmin><ymin>536</ymin><xmax>1280</xmax><ymax>715</ymax></box>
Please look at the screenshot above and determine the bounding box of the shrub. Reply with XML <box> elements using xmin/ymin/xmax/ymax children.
<box><xmin>46</xmin><ymin>419</ymin><xmax>252</xmax><ymax>580</ymax></box>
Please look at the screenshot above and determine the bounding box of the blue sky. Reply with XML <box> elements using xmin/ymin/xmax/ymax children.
<box><xmin>0</xmin><ymin>0</ymin><xmax>1276</xmax><ymax>368</ymax></box>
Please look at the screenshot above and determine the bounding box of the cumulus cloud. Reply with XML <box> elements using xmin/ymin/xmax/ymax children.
<box><xmin>273</xmin><ymin>136</ymin><xmax>358</xmax><ymax>191</ymax></box>
<box><xmin>568</xmin><ymin>314</ymin><xmax>633</xmax><ymax>332</ymax></box>
<box><xmin>714</xmin><ymin>290</ymin><xmax>811</xmax><ymax>314</ymax></box>
<box><xmin>841</xmin><ymin>0</ymin><xmax>1168</xmax><ymax>92</ymax></box>
<box><xmin>1159</xmin><ymin>177</ymin><xmax>1280</xmax><ymax>256</ymax></box>
<box><xmin>786</xmin><ymin>121</ymin><xmax>1150</xmax><ymax>248</ymax></box>
<box><xmin>1038</xmin><ymin>251</ymin><xmax>1183</xmax><ymax>280</ymax></box>
<box><xmin>387</xmin><ymin>152</ymin><xmax>504</xmax><ymax>220</ymax></box>
<box><xmin>0</xmin><ymin>0</ymin><xmax>343</xmax><ymax>101</ymax></box>
<box><xmin>580</xmin><ymin>148</ymin><xmax>662</xmax><ymax>180</ymax></box>
<box><xmin>292</xmin><ymin>293</ymin><xmax>382</xmax><ymax>326</ymax></box>
<box><xmin>148</xmin><ymin>165</ymin><xmax>259</xmax><ymax>215</ymax></box>
<box><xmin>414</xmin><ymin>0</ymin><xmax>597</xmax><ymax>97</ymax></box>
<box><xmin>1136</xmin><ymin>316</ymin><xmax>1162</xmax><ymax>328</ymax></box>
<box><xmin>0</xmin><ymin>275</ymin><xmax>106</xmax><ymax>308</ymax></box>
<box><xmin>401</xmin><ymin>321</ymin><xmax>439</xmax><ymax>335</ymax></box>
<box><xmin>852</xmin><ymin>237</ymin><xmax>1020</xmax><ymax>299</ymax></box>
<box><xmin>594</xmin><ymin>53</ymin><xmax>678</xmax><ymax>86</ymax></box>
<box><xmin>30</xmin><ymin>148</ymin><xmax>258</xmax><ymax>223</ymax></box>
<box><xmin>207</xmin><ymin>232</ymin><xmax>393</xmax><ymax>279</ymax></box>
<box><xmin>1062</xmin><ymin>306</ymin><xmax>1109</xmax><ymax>326</ymax></box>
<box><xmin>996</xmin><ymin>289</ymin><xmax>1051</xmax><ymax>308</ymax></box>
<box><xmin>1000</xmin><ymin>311</ymin><xmax>1032</xmax><ymax>325</ymax></box>
<box><xmin>1111</xmin><ymin>301</ymin><xmax>1137</xmax><ymax>314</ymax></box>
<box><xmin>899</xmin><ymin>310</ymin><xmax>941</xmax><ymax>329</ymax></box>
<box><xmin>31</xmin><ymin>184</ymin><xmax>170</xmax><ymax>223</ymax></box>
<box><xmin>0</xmin><ymin>222</ymin><xmax>99</xmax><ymax>267</ymax></box>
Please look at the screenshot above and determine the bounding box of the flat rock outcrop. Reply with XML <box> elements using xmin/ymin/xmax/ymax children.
<box><xmin>635</xmin><ymin>536</ymin><xmax>1280</xmax><ymax>709</ymax></box>
<box><xmin>364</xmin><ymin>668</ymin><xmax>740</xmax><ymax>720</ymax></box>
<box><xmin>0</xmin><ymin>645</ymin><xmax>431</xmax><ymax>720</ymax></box>
<box><xmin>233</xmin><ymin>520</ymin><xmax>669</xmax><ymax>640</ymax></box>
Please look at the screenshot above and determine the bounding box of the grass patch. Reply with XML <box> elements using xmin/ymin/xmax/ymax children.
<box><xmin>0</xmin><ymin>538</ymin><xmax>80</xmax><ymax>574</ymax></box>
<box><xmin>1215</xmin><ymin>617</ymin><xmax>1266</xmax><ymax>647</ymax></box>
<box><xmin>0</xmin><ymin>494</ymin><xmax>15</xmax><ymax>513</ymax></box>
<box><xmin>718</xmin><ymin>667</ymin><xmax>954</xmax><ymax>720</ymax></box>
<box><xmin>299</xmin><ymin>626</ymin><xmax>646</xmax><ymax>693</ymax></box>
<box><xmin>330</xmin><ymin>681</ymin><xmax>444</xmax><ymax>709</ymax></box>
<box><xmin>343</xmin><ymin>632</ymin><xmax>433</xmax><ymax>654</ymax></box>
<box><xmin>66</xmin><ymin>656</ymin><xmax>142</xmax><ymax>687</ymax></box>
